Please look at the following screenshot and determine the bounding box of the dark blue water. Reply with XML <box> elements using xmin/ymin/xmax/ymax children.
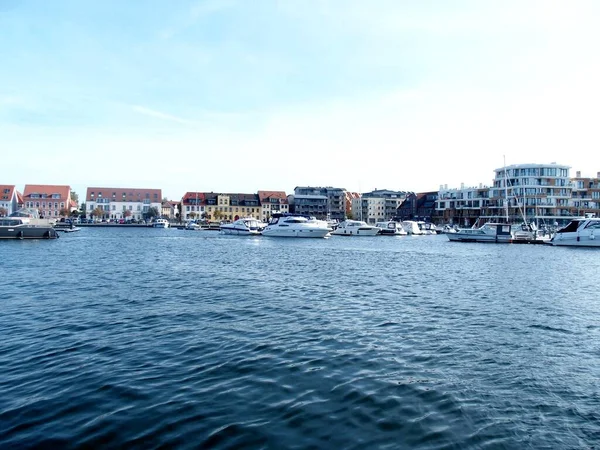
<box><xmin>1</xmin><ymin>228</ymin><xmax>599</xmax><ymax>449</ymax></box>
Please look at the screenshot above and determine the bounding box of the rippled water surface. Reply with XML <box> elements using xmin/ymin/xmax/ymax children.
<box><xmin>1</xmin><ymin>228</ymin><xmax>599</xmax><ymax>449</ymax></box>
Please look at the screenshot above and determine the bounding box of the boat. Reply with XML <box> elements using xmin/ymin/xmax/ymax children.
<box><xmin>375</xmin><ymin>220</ymin><xmax>407</xmax><ymax>235</ymax></box>
<box><xmin>417</xmin><ymin>221</ymin><xmax>437</xmax><ymax>235</ymax></box>
<box><xmin>401</xmin><ymin>220</ymin><xmax>423</xmax><ymax>235</ymax></box>
<box><xmin>331</xmin><ymin>220</ymin><xmax>381</xmax><ymax>236</ymax></box>
<box><xmin>0</xmin><ymin>208</ymin><xmax>59</xmax><ymax>240</ymax></box>
<box><xmin>220</xmin><ymin>217</ymin><xmax>262</xmax><ymax>235</ymax></box>
<box><xmin>550</xmin><ymin>214</ymin><xmax>600</xmax><ymax>247</ymax></box>
<box><xmin>447</xmin><ymin>222</ymin><xmax>514</xmax><ymax>243</ymax></box>
<box><xmin>185</xmin><ymin>220</ymin><xmax>201</xmax><ymax>230</ymax></box>
<box><xmin>152</xmin><ymin>218</ymin><xmax>170</xmax><ymax>228</ymax></box>
<box><xmin>511</xmin><ymin>222</ymin><xmax>553</xmax><ymax>244</ymax></box>
<box><xmin>261</xmin><ymin>213</ymin><xmax>331</xmax><ymax>238</ymax></box>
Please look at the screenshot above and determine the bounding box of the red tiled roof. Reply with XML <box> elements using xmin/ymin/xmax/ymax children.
<box><xmin>258</xmin><ymin>190</ymin><xmax>288</xmax><ymax>203</ymax></box>
<box><xmin>0</xmin><ymin>185</ymin><xmax>16</xmax><ymax>201</ymax></box>
<box><xmin>23</xmin><ymin>184</ymin><xmax>71</xmax><ymax>200</ymax></box>
<box><xmin>86</xmin><ymin>187</ymin><xmax>162</xmax><ymax>202</ymax></box>
<box><xmin>181</xmin><ymin>192</ymin><xmax>206</xmax><ymax>202</ymax></box>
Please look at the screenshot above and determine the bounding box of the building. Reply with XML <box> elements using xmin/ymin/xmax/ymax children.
<box><xmin>487</xmin><ymin>163</ymin><xmax>572</xmax><ymax>225</ymax></box>
<box><xmin>434</xmin><ymin>184</ymin><xmax>490</xmax><ymax>227</ymax></box>
<box><xmin>292</xmin><ymin>186</ymin><xmax>346</xmax><ymax>220</ymax></box>
<box><xmin>352</xmin><ymin>189</ymin><xmax>406</xmax><ymax>224</ymax></box>
<box><xmin>0</xmin><ymin>185</ymin><xmax>20</xmax><ymax>216</ymax></box>
<box><xmin>85</xmin><ymin>187</ymin><xmax>162</xmax><ymax>221</ymax></box>
<box><xmin>344</xmin><ymin>192</ymin><xmax>360</xmax><ymax>219</ymax></box>
<box><xmin>258</xmin><ymin>190</ymin><xmax>289</xmax><ymax>221</ymax></box>
<box><xmin>396</xmin><ymin>191</ymin><xmax>439</xmax><ymax>222</ymax></box>
<box><xmin>22</xmin><ymin>184</ymin><xmax>75</xmax><ymax>219</ymax></box>
<box><xmin>162</xmin><ymin>200</ymin><xmax>181</xmax><ymax>220</ymax></box>
<box><xmin>570</xmin><ymin>171</ymin><xmax>600</xmax><ymax>218</ymax></box>
<box><xmin>181</xmin><ymin>192</ymin><xmax>206</xmax><ymax>220</ymax></box>
<box><xmin>181</xmin><ymin>192</ymin><xmax>263</xmax><ymax>221</ymax></box>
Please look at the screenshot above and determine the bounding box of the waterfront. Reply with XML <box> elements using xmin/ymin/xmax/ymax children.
<box><xmin>1</xmin><ymin>229</ymin><xmax>599</xmax><ymax>449</ymax></box>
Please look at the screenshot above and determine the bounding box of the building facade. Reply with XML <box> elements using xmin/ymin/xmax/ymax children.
<box><xmin>353</xmin><ymin>189</ymin><xmax>406</xmax><ymax>224</ymax></box>
<box><xmin>258</xmin><ymin>191</ymin><xmax>289</xmax><ymax>221</ymax></box>
<box><xmin>435</xmin><ymin>184</ymin><xmax>490</xmax><ymax>226</ymax></box>
<box><xmin>181</xmin><ymin>192</ymin><xmax>263</xmax><ymax>221</ymax></box>
<box><xmin>0</xmin><ymin>185</ymin><xmax>20</xmax><ymax>216</ymax></box>
<box><xmin>162</xmin><ymin>201</ymin><xmax>180</xmax><ymax>220</ymax></box>
<box><xmin>23</xmin><ymin>184</ymin><xmax>75</xmax><ymax>219</ymax></box>
<box><xmin>86</xmin><ymin>187</ymin><xmax>162</xmax><ymax>220</ymax></box>
<box><xmin>486</xmin><ymin>163</ymin><xmax>572</xmax><ymax>225</ymax></box>
<box><xmin>570</xmin><ymin>171</ymin><xmax>600</xmax><ymax>218</ymax></box>
<box><xmin>293</xmin><ymin>187</ymin><xmax>346</xmax><ymax>220</ymax></box>
<box><xmin>395</xmin><ymin>191</ymin><xmax>438</xmax><ymax>222</ymax></box>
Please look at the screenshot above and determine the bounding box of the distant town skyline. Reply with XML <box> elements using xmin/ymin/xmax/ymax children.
<box><xmin>2</xmin><ymin>1</ymin><xmax>600</xmax><ymax>200</ymax></box>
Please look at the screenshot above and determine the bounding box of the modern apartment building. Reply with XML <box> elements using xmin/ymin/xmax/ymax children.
<box><xmin>435</xmin><ymin>184</ymin><xmax>490</xmax><ymax>226</ymax></box>
<box><xmin>292</xmin><ymin>187</ymin><xmax>346</xmax><ymax>220</ymax></box>
<box><xmin>570</xmin><ymin>171</ymin><xmax>600</xmax><ymax>218</ymax></box>
<box><xmin>23</xmin><ymin>184</ymin><xmax>75</xmax><ymax>218</ymax></box>
<box><xmin>487</xmin><ymin>163</ymin><xmax>572</xmax><ymax>224</ymax></box>
<box><xmin>396</xmin><ymin>191</ymin><xmax>439</xmax><ymax>222</ymax></box>
<box><xmin>86</xmin><ymin>187</ymin><xmax>162</xmax><ymax>220</ymax></box>
<box><xmin>352</xmin><ymin>189</ymin><xmax>406</xmax><ymax>224</ymax></box>
<box><xmin>0</xmin><ymin>185</ymin><xmax>20</xmax><ymax>216</ymax></box>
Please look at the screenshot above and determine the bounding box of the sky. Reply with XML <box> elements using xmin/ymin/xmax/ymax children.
<box><xmin>2</xmin><ymin>0</ymin><xmax>600</xmax><ymax>200</ymax></box>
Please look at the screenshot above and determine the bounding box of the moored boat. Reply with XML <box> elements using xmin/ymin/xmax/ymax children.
<box><xmin>0</xmin><ymin>209</ymin><xmax>59</xmax><ymax>240</ymax></box>
<box><xmin>375</xmin><ymin>220</ymin><xmax>407</xmax><ymax>236</ymax></box>
<box><xmin>447</xmin><ymin>222</ymin><xmax>513</xmax><ymax>243</ymax></box>
<box><xmin>261</xmin><ymin>213</ymin><xmax>330</xmax><ymax>238</ymax></box>
<box><xmin>152</xmin><ymin>218</ymin><xmax>170</xmax><ymax>228</ymax></box>
<box><xmin>550</xmin><ymin>214</ymin><xmax>600</xmax><ymax>247</ymax></box>
<box><xmin>331</xmin><ymin>220</ymin><xmax>380</xmax><ymax>236</ymax></box>
<box><xmin>220</xmin><ymin>218</ymin><xmax>262</xmax><ymax>235</ymax></box>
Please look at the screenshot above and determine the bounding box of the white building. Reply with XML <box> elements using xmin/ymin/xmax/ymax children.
<box><xmin>0</xmin><ymin>185</ymin><xmax>20</xmax><ymax>216</ymax></box>
<box><xmin>86</xmin><ymin>187</ymin><xmax>162</xmax><ymax>220</ymax></box>
<box><xmin>352</xmin><ymin>189</ymin><xmax>406</xmax><ymax>224</ymax></box>
<box><xmin>490</xmin><ymin>163</ymin><xmax>572</xmax><ymax>224</ymax></box>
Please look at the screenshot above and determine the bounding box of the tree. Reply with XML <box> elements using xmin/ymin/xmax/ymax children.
<box><xmin>59</xmin><ymin>207</ymin><xmax>70</xmax><ymax>217</ymax></box>
<box><xmin>71</xmin><ymin>191</ymin><xmax>79</xmax><ymax>204</ymax></box>
<box><xmin>123</xmin><ymin>209</ymin><xmax>132</xmax><ymax>218</ymax></box>
<box><xmin>189</xmin><ymin>212</ymin><xmax>197</xmax><ymax>219</ymax></box>
<box><xmin>92</xmin><ymin>207</ymin><xmax>105</xmax><ymax>219</ymax></box>
<box><xmin>213</xmin><ymin>210</ymin><xmax>223</xmax><ymax>221</ymax></box>
<box><xmin>0</xmin><ymin>207</ymin><xmax>7</xmax><ymax>217</ymax></box>
<box><xmin>144</xmin><ymin>206</ymin><xmax>159</xmax><ymax>220</ymax></box>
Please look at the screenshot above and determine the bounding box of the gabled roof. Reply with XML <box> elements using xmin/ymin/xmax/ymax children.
<box><xmin>0</xmin><ymin>185</ymin><xmax>16</xmax><ymax>201</ymax></box>
<box><xmin>24</xmin><ymin>184</ymin><xmax>71</xmax><ymax>200</ymax></box>
<box><xmin>181</xmin><ymin>192</ymin><xmax>206</xmax><ymax>202</ymax></box>
<box><xmin>86</xmin><ymin>187</ymin><xmax>162</xmax><ymax>202</ymax></box>
<box><xmin>258</xmin><ymin>190</ymin><xmax>288</xmax><ymax>203</ymax></box>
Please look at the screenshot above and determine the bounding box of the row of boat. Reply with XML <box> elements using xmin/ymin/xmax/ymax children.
<box><xmin>2</xmin><ymin>209</ymin><xmax>599</xmax><ymax>247</ymax></box>
<box><xmin>446</xmin><ymin>214</ymin><xmax>600</xmax><ymax>247</ymax></box>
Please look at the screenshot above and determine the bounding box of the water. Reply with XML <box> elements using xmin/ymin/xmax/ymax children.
<box><xmin>1</xmin><ymin>228</ymin><xmax>599</xmax><ymax>449</ymax></box>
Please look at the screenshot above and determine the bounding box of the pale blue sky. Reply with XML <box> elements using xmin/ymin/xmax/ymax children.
<box><xmin>2</xmin><ymin>0</ymin><xmax>600</xmax><ymax>200</ymax></box>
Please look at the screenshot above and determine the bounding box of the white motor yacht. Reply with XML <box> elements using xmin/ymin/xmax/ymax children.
<box><xmin>447</xmin><ymin>223</ymin><xmax>513</xmax><ymax>243</ymax></box>
<box><xmin>551</xmin><ymin>214</ymin><xmax>600</xmax><ymax>247</ymax></box>
<box><xmin>417</xmin><ymin>221</ymin><xmax>437</xmax><ymax>235</ymax></box>
<box><xmin>375</xmin><ymin>221</ymin><xmax>407</xmax><ymax>236</ymax></box>
<box><xmin>185</xmin><ymin>220</ymin><xmax>201</xmax><ymax>230</ymax></box>
<box><xmin>261</xmin><ymin>214</ymin><xmax>331</xmax><ymax>238</ymax></box>
<box><xmin>220</xmin><ymin>217</ymin><xmax>262</xmax><ymax>235</ymax></box>
<box><xmin>401</xmin><ymin>221</ymin><xmax>424</xmax><ymax>235</ymax></box>
<box><xmin>152</xmin><ymin>218</ymin><xmax>170</xmax><ymax>228</ymax></box>
<box><xmin>332</xmin><ymin>220</ymin><xmax>380</xmax><ymax>236</ymax></box>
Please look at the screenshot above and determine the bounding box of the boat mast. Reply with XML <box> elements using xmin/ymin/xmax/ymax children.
<box><xmin>503</xmin><ymin>156</ymin><xmax>510</xmax><ymax>223</ymax></box>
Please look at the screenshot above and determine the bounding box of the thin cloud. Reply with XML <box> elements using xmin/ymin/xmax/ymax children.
<box><xmin>131</xmin><ymin>105</ymin><xmax>195</xmax><ymax>126</ymax></box>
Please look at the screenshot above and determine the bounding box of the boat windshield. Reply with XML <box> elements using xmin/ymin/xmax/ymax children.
<box><xmin>558</xmin><ymin>220</ymin><xmax>581</xmax><ymax>233</ymax></box>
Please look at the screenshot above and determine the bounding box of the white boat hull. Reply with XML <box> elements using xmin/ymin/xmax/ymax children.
<box><xmin>261</xmin><ymin>229</ymin><xmax>330</xmax><ymax>238</ymax></box>
<box><xmin>220</xmin><ymin>227</ymin><xmax>260</xmax><ymax>236</ymax></box>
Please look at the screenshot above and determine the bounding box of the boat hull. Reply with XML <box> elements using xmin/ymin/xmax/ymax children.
<box><xmin>220</xmin><ymin>227</ymin><xmax>260</xmax><ymax>236</ymax></box>
<box><xmin>551</xmin><ymin>234</ymin><xmax>600</xmax><ymax>247</ymax></box>
<box><xmin>0</xmin><ymin>225</ymin><xmax>59</xmax><ymax>240</ymax></box>
<box><xmin>261</xmin><ymin>229</ymin><xmax>330</xmax><ymax>238</ymax></box>
<box><xmin>332</xmin><ymin>228</ymin><xmax>379</xmax><ymax>236</ymax></box>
